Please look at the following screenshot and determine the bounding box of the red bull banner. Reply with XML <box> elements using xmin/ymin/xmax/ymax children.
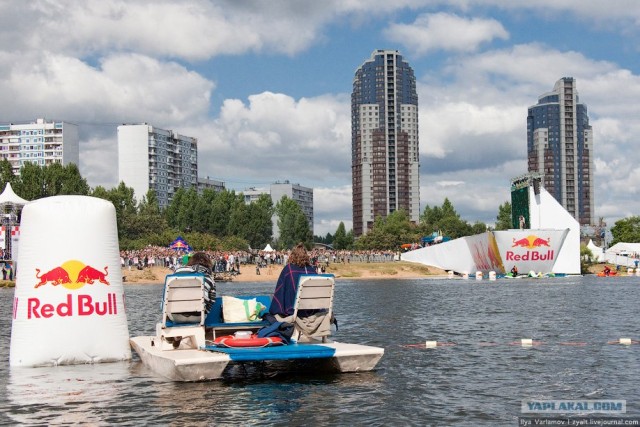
<box><xmin>465</xmin><ymin>232</ymin><xmax>505</xmax><ymax>274</ymax></box>
<box><xmin>10</xmin><ymin>196</ymin><xmax>131</xmax><ymax>367</ymax></box>
<box><xmin>401</xmin><ymin>229</ymin><xmax>569</xmax><ymax>276</ymax></box>
<box><xmin>493</xmin><ymin>229</ymin><xmax>569</xmax><ymax>274</ymax></box>
<box><xmin>11</xmin><ymin>225</ymin><xmax>19</xmax><ymax>261</ymax></box>
<box><xmin>0</xmin><ymin>225</ymin><xmax>5</xmax><ymax>254</ymax></box>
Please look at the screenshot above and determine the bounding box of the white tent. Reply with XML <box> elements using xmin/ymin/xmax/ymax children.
<box><xmin>606</xmin><ymin>242</ymin><xmax>640</xmax><ymax>255</ymax></box>
<box><xmin>586</xmin><ymin>239</ymin><xmax>605</xmax><ymax>262</ymax></box>
<box><xmin>0</xmin><ymin>182</ymin><xmax>29</xmax><ymax>206</ymax></box>
<box><xmin>602</xmin><ymin>242</ymin><xmax>640</xmax><ymax>268</ymax></box>
<box><xmin>262</xmin><ymin>244</ymin><xmax>274</xmax><ymax>252</ymax></box>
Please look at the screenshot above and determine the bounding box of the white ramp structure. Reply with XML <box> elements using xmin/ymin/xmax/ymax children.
<box><xmin>402</xmin><ymin>186</ymin><xmax>580</xmax><ymax>275</ymax></box>
<box><xmin>527</xmin><ymin>186</ymin><xmax>580</xmax><ymax>274</ymax></box>
<box><xmin>10</xmin><ymin>196</ymin><xmax>131</xmax><ymax>367</ymax></box>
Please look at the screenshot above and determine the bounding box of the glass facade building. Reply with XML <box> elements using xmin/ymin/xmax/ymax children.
<box><xmin>351</xmin><ymin>50</ymin><xmax>420</xmax><ymax>236</ymax></box>
<box><xmin>527</xmin><ymin>77</ymin><xmax>594</xmax><ymax>226</ymax></box>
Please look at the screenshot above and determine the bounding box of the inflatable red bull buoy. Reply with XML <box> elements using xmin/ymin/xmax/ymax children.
<box><xmin>10</xmin><ymin>196</ymin><xmax>131</xmax><ymax>367</ymax></box>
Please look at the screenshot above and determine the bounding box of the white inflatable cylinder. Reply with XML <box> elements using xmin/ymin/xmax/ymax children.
<box><xmin>10</xmin><ymin>196</ymin><xmax>131</xmax><ymax>367</ymax></box>
<box><xmin>636</xmin><ymin>268</ymin><xmax>640</xmax><ymax>277</ymax></box>
<box><xmin>462</xmin><ymin>272</ymin><xmax>469</xmax><ymax>279</ymax></box>
<box><xmin>447</xmin><ymin>271</ymin><xmax>454</xmax><ymax>279</ymax></box>
<box><xmin>489</xmin><ymin>271</ymin><xmax>496</xmax><ymax>281</ymax></box>
<box><xmin>475</xmin><ymin>271</ymin><xmax>483</xmax><ymax>280</ymax></box>
<box><xmin>627</xmin><ymin>268</ymin><xmax>634</xmax><ymax>276</ymax></box>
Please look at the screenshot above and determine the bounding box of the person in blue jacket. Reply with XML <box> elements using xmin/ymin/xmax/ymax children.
<box><xmin>269</xmin><ymin>243</ymin><xmax>317</xmax><ymax>317</ymax></box>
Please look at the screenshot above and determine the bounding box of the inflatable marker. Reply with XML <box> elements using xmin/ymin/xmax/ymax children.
<box><xmin>10</xmin><ymin>196</ymin><xmax>131</xmax><ymax>367</ymax></box>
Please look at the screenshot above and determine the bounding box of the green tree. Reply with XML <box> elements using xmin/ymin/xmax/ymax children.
<box><xmin>43</xmin><ymin>163</ymin><xmax>89</xmax><ymax>196</ymax></box>
<box><xmin>333</xmin><ymin>222</ymin><xmax>349</xmax><ymax>249</ymax></box>
<box><xmin>580</xmin><ymin>243</ymin><xmax>594</xmax><ymax>274</ymax></box>
<box><xmin>242</xmin><ymin>194</ymin><xmax>273</xmax><ymax>249</ymax></box>
<box><xmin>275</xmin><ymin>196</ymin><xmax>312</xmax><ymax>249</ymax></box>
<box><xmin>471</xmin><ymin>221</ymin><xmax>488</xmax><ymax>235</ymax></box>
<box><xmin>355</xmin><ymin>210</ymin><xmax>417</xmax><ymax>250</ymax></box>
<box><xmin>495</xmin><ymin>201</ymin><xmax>512</xmax><ymax>230</ymax></box>
<box><xmin>91</xmin><ymin>182</ymin><xmax>138</xmax><ymax>239</ymax></box>
<box><xmin>208</xmin><ymin>190</ymin><xmax>237</xmax><ymax>236</ymax></box>
<box><xmin>135</xmin><ymin>190</ymin><xmax>168</xmax><ymax>237</ymax></box>
<box><xmin>419</xmin><ymin>198</ymin><xmax>475</xmax><ymax>239</ymax></box>
<box><xmin>0</xmin><ymin>159</ymin><xmax>16</xmax><ymax>191</ymax></box>
<box><xmin>610</xmin><ymin>216</ymin><xmax>640</xmax><ymax>245</ymax></box>
<box><xmin>14</xmin><ymin>162</ymin><xmax>46</xmax><ymax>199</ymax></box>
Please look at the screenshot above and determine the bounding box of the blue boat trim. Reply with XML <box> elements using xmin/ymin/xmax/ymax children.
<box><xmin>204</xmin><ymin>343</ymin><xmax>337</xmax><ymax>362</ymax></box>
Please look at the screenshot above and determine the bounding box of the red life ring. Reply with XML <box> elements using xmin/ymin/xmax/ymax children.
<box><xmin>213</xmin><ymin>334</ymin><xmax>284</xmax><ymax>348</ymax></box>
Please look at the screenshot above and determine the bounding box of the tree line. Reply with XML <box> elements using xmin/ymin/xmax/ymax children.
<box><xmin>2</xmin><ymin>160</ymin><xmax>637</xmax><ymax>251</ymax></box>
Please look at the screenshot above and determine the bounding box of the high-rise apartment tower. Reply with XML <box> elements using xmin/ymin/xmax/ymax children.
<box><xmin>118</xmin><ymin>124</ymin><xmax>198</xmax><ymax>209</ymax></box>
<box><xmin>0</xmin><ymin>118</ymin><xmax>79</xmax><ymax>174</ymax></box>
<box><xmin>527</xmin><ymin>77</ymin><xmax>594</xmax><ymax>226</ymax></box>
<box><xmin>351</xmin><ymin>49</ymin><xmax>420</xmax><ymax>236</ymax></box>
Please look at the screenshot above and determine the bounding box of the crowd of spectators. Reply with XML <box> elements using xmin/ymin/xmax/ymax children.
<box><xmin>120</xmin><ymin>246</ymin><xmax>399</xmax><ymax>273</ymax></box>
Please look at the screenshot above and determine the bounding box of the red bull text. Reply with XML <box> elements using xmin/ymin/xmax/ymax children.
<box><xmin>505</xmin><ymin>250</ymin><xmax>555</xmax><ymax>261</ymax></box>
<box><xmin>507</xmin><ymin>235</ymin><xmax>555</xmax><ymax>261</ymax></box>
<box><xmin>25</xmin><ymin>293</ymin><xmax>118</xmax><ymax>319</ymax></box>
<box><xmin>20</xmin><ymin>260</ymin><xmax>117</xmax><ymax>320</ymax></box>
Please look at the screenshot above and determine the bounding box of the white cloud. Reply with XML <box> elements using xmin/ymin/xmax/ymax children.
<box><xmin>384</xmin><ymin>13</ymin><xmax>509</xmax><ymax>55</ymax></box>
<box><xmin>2</xmin><ymin>0</ymin><xmax>640</xmax><ymax>235</ymax></box>
<box><xmin>3</xmin><ymin>0</ymin><xmax>340</xmax><ymax>60</ymax></box>
<box><xmin>193</xmin><ymin>92</ymin><xmax>351</xmax><ymax>187</ymax></box>
<box><xmin>0</xmin><ymin>52</ymin><xmax>213</xmax><ymax>125</ymax></box>
<box><xmin>313</xmin><ymin>186</ymin><xmax>353</xmax><ymax>236</ymax></box>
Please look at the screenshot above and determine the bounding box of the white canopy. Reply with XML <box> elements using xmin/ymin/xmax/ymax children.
<box><xmin>262</xmin><ymin>244</ymin><xmax>274</xmax><ymax>252</ymax></box>
<box><xmin>606</xmin><ymin>242</ymin><xmax>640</xmax><ymax>255</ymax></box>
<box><xmin>586</xmin><ymin>239</ymin><xmax>605</xmax><ymax>262</ymax></box>
<box><xmin>0</xmin><ymin>182</ymin><xmax>29</xmax><ymax>206</ymax></box>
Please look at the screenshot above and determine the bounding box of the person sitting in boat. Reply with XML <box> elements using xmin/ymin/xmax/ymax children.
<box><xmin>269</xmin><ymin>243</ymin><xmax>317</xmax><ymax>318</ymax></box>
<box><xmin>169</xmin><ymin>251</ymin><xmax>216</xmax><ymax>323</ymax></box>
<box><xmin>603</xmin><ymin>265</ymin><xmax>611</xmax><ymax>276</ymax></box>
<box><xmin>511</xmin><ymin>265</ymin><xmax>518</xmax><ymax>277</ymax></box>
<box><xmin>267</xmin><ymin>243</ymin><xmax>335</xmax><ymax>342</ymax></box>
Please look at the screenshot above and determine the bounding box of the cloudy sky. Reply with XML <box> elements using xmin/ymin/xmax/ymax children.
<box><xmin>2</xmin><ymin>1</ymin><xmax>640</xmax><ymax>236</ymax></box>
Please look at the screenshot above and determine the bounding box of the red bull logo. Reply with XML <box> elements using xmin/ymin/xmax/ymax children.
<box><xmin>34</xmin><ymin>260</ymin><xmax>110</xmax><ymax>289</ymax></box>
<box><xmin>25</xmin><ymin>259</ymin><xmax>116</xmax><ymax>320</ymax></box>
<box><xmin>512</xmin><ymin>235</ymin><xmax>551</xmax><ymax>249</ymax></box>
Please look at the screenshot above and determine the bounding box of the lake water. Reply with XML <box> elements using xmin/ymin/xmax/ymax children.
<box><xmin>1</xmin><ymin>275</ymin><xmax>639</xmax><ymax>426</ymax></box>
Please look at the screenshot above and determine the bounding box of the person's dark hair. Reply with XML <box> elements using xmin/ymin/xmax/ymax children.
<box><xmin>288</xmin><ymin>243</ymin><xmax>310</xmax><ymax>267</ymax></box>
<box><xmin>187</xmin><ymin>252</ymin><xmax>212</xmax><ymax>270</ymax></box>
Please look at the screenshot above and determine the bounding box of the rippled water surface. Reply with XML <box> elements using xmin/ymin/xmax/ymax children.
<box><xmin>1</xmin><ymin>275</ymin><xmax>639</xmax><ymax>426</ymax></box>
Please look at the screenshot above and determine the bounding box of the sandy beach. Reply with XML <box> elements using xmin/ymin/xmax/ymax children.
<box><xmin>121</xmin><ymin>261</ymin><xmax>448</xmax><ymax>284</ymax></box>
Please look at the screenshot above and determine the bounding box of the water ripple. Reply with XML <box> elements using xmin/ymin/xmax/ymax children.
<box><xmin>1</xmin><ymin>275</ymin><xmax>639</xmax><ymax>425</ymax></box>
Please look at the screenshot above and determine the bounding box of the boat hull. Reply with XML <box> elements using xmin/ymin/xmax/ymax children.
<box><xmin>130</xmin><ymin>336</ymin><xmax>384</xmax><ymax>382</ymax></box>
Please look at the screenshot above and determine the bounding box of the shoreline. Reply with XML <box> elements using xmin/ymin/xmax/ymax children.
<box><xmin>121</xmin><ymin>262</ymin><xmax>450</xmax><ymax>284</ymax></box>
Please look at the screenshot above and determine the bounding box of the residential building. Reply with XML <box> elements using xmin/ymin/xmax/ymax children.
<box><xmin>0</xmin><ymin>118</ymin><xmax>79</xmax><ymax>174</ymax></box>
<box><xmin>197</xmin><ymin>176</ymin><xmax>225</xmax><ymax>194</ymax></box>
<box><xmin>527</xmin><ymin>77</ymin><xmax>594</xmax><ymax>226</ymax></box>
<box><xmin>118</xmin><ymin>124</ymin><xmax>197</xmax><ymax>209</ymax></box>
<box><xmin>242</xmin><ymin>181</ymin><xmax>314</xmax><ymax>240</ymax></box>
<box><xmin>351</xmin><ymin>49</ymin><xmax>420</xmax><ymax>236</ymax></box>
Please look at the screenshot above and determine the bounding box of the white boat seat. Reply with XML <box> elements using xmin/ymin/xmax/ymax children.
<box><xmin>157</xmin><ymin>273</ymin><xmax>206</xmax><ymax>350</ymax></box>
<box><xmin>289</xmin><ymin>274</ymin><xmax>335</xmax><ymax>343</ymax></box>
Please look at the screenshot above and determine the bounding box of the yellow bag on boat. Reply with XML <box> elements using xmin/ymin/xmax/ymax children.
<box><xmin>222</xmin><ymin>296</ymin><xmax>265</xmax><ymax>323</ymax></box>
